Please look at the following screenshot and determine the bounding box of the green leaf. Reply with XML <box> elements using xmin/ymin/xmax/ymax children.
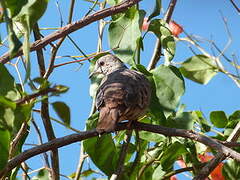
<box><xmin>5</xmin><ymin>0</ymin><xmax>27</xmax><ymax>18</ymax></box>
<box><xmin>0</xmin><ymin>129</ymin><xmax>10</xmax><ymax>170</ymax></box>
<box><xmin>132</xmin><ymin>64</ymin><xmax>152</xmax><ymax>76</ymax></box>
<box><xmin>180</xmin><ymin>54</ymin><xmax>218</xmax><ymax>84</ymax></box>
<box><xmin>222</xmin><ymin>159</ymin><xmax>240</xmax><ymax>180</ymax></box>
<box><xmin>0</xmin><ymin>96</ymin><xmax>16</xmax><ymax>109</ymax></box>
<box><xmin>192</xmin><ymin>110</ymin><xmax>211</xmax><ymax>132</ymax></box>
<box><xmin>108</xmin><ymin>7</ymin><xmax>145</xmax><ymax>65</ymax></box>
<box><xmin>54</xmin><ymin>85</ymin><xmax>69</xmax><ymax>94</ymax></box>
<box><xmin>152</xmin><ymin>164</ymin><xmax>166</xmax><ymax>180</ymax></box>
<box><xmin>148</xmin><ymin>19</ymin><xmax>176</xmax><ymax>63</ymax></box>
<box><xmin>13</xmin><ymin>0</ymin><xmax>48</xmax><ymax>81</ymax></box>
<box><xmin>52</xmin><ymin>101</ymin><xmax>71</xmax><ymax>126</ymax></box>
<box><xmin>151</xmin><ymin>65</ymin><xmax>185</xmax><ymax>114</ymax></box>
<box><xmin>107</xmin><ymin>0</ymin><xmax>120</xmax><ymax>6</ymax></box>
<box><xmin>0</xmin><ymin>64</ymin><xmax>21</xmax><ymax>101</ymax></box>
<box><xmin>83</xmin><ymin>113</ymin><xmax>118</xmax><ymax>176</ymax></box>
<box><xmin>139</xmin><ymin>131</ymin><xmax>165</xmax><ymax>142</ymax></box>
<box><xmin>0</xmin><ymin>99</ymin><xmax>30</xmax><ymax>137</ymax></box>
<box><xmin>13</xmin><ymin>0</ymin><xmax>48</xmax><ymax>28</ymax></box>
<box><xmin>80</xmin><ymin>169</ymin><xmax>95</xmax><ymax>177</ymax></box>
<box><xmin>227</xmin><ymin>110</ymin><xmax>240</xmax><ymax>128</ymax></box>
<box><xmin>167</xmin><ymin>112</ymin><xmax>194</xmax><ymax>130</ymax></box>
<box><xmin>160</xmin><ymin>141</ymin><xmax>187</xmax><ymax>171</ymax></box>
<box><xmin>32</xmin><ymin>168</ymin><xmax>50</xmax><ymax>180</ymax></box>
<box><xmin>83</xmin><ymin>135</ymin><xmax>118</xmax><ymax>176</ymax></box>
<box><xmin>148</xmin><ymin>0</ymin><xmax>161</xmax><ymax>20</ymax></box>
<box><xmin>13</xmin><ymin>103</ymin><xmax>32</xmax><ymax>135</ymax></box>
<box><xmin>210</xmin><ymin>111</ymin><xmax>228</xmax><ymax>128</ymax></box>
<box><xmin>7</xmin><ymin>21</ymin><xmax>22</xmax><ymax>58</ymax></box>
<box><xmin>0</xmin><ymin>106</ymin><xmax>14</xmax><ymax>131</ymax></box>
<box><xmin>162</xmin><ymin>36</ymin><xmax>175</xmax><ymax>64</ymax></box>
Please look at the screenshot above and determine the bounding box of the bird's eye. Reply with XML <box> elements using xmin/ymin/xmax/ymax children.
<box><xmin>99</xmin><ymin>61</ymin><xmax>105</xmax><ymax>66</ymax></box>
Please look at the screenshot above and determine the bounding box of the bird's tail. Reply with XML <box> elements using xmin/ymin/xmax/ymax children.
<box><xmin>96</xmin><ymin>107</ymin><xmax>119</xmax><ymax>133</ymax></box>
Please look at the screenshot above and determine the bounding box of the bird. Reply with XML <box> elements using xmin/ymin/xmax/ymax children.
<box><xmin>89</xmin><ymin>54</ymin><xmax>151</xmax><ymax>133</ymax></box>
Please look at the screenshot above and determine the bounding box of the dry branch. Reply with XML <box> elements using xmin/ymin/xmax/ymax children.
<box><xmin>0</xmin><ymin>0</ymin><xmax>140</xmax><ymax>64</ymax></box>
<box><xmin>1</xmin><ymin>122</ymin><xmax>240</xmax><ymax>178</ymax></box>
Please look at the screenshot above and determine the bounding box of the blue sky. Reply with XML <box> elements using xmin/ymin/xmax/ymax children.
<box><xmin>1</xmin><ymin>0</ymin><xmax>240</xmax><ymax>179</ymax></box>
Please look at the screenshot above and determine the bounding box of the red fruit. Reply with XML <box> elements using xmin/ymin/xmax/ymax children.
<box><xmin>170</xmin><ymin>175</ymin><xmax>178</xmax><ymax>180</ymax></box>
<box><xmin>198</xmin><ymin>154</ymin><xmax>225</xmax><ymax>180</ymax></box>
<box><xmin>169</xmin><ymin>20</ymin><xmax>183</xmax><ymax>37</ymax></box>
<box><xmin>142</xmin><ymin>17</ymin><xmax>150</xmax><ymax>31</ymax></box>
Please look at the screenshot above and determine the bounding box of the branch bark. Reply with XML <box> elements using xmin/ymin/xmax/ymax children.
<box><xmin>1</xmin><ymin>122</ymin><xmax>240</xmax><ymax>178</ymax></box>
<box><xmin>147</xmin><ymin>0</ymin><xmax>177</xmax><ymax>70</ymax></box>
<box><xmin>41</xmin><ymin>101</ymin><xmax>59</xmax><ymax>180</ymax></box>
<box><xmin>193</xmin><ymin>121</ymin><xmax>240</xmax><ymax>180</ymax></box>
<box><xmin>229</xmin><ymin>0</ymin><xmax>240</xmax><ymax>13</ymax></box>
<box><xmin>0</xmin><ymin>0</ymin><xmax>140</xmax><ymax>64</ymax></box>
<box><xmin>15</xmin><ymin>86</ymin><xmax>60</xmax><ymax>105</ymax></box>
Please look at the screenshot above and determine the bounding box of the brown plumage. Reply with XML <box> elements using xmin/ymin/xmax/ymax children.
<box><xmin>90</xmin><ymin>54</ymin><xmax>151</xmax><ymax>133</ymax></box>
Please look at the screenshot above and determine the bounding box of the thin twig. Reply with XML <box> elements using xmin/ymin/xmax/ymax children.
<box><xmin>97</xmin><ymin>1</ymin><xmax>106</xmax><ymax>53</ymax></box>
<box><xmin>129</xmin><ymin>130</ymin><xmax>141</xmax><ymax>176</ymax></box>
<box><xmin>161</xmin><ymin>166</ymin><xmax>195</xmax><ymax>180</ymax></box>
<box><xmin>217</xmin><ymin>11</ymin><xmax>232</xmax><ymax>60</ymax></box>
<box><xmin>15</xmin><ymin>87</ymin><xmax>60</xmax><ymax>105</ymax></box>
<box><xmin>41</xmin><ymin>101</ymin><xmax>59</xmax><ymax>180</ymax></box>
<box><xmin>33</xmin><ymin>23</ymin><xmax>46</xmax><ymax>77</ymax></box>
<box><xmin>74</xmin><ymin>142</ymin><xmax>88</xmax><ymax>180</ymax></box>
<box><xmin>147</xmin><ymin>0</ymin><xmax>177</xmax><ymax>70</ymax></box>
<box><xmin>21</xmin><ymin>162</ymin><xmax>30</xmax><ymax>180</ymax></box>
<box><xmin>229</xmin><ymin>0</ymin><xmax>240</xmax><ymax>13</ymax></box>
<box><xmin>32</xmin><ymin>120</ymin><xmax>50</xmax><ymax>168</ymax></box>
<box><xmin>68</xmin><ymin>0</ymin><xmax>76</xmax><ymax>23</ymax></box>
<box><xmin>53</xmin><ymin>54</ymin><xmax>95</xmax><ymax>68</ymax></box>
<box><xmin>9</xmin><ymin>122</ymin><xmax>29</xmax><ymax>159</ymax></box>
<box><xmin>137</xmin><ymin>148</ymin><xmax>160</xmax><ymax>179</ymax></box>
<box><xmin>110</xmin><ymin>130</ymin><xmax>132</xmax><ymax>180</ymax></box>
<box><xmin>43</xmin><ymin>37</ymin><xmax>65</xmax><ymax>79</ymax></box>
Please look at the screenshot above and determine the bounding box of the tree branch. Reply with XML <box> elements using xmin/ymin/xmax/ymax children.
<box><xmin>229</xmin><ymin>0</ymin><xmax>240</xmax><ymax>13</ymax></box>
<box><xmin>1</xmin><ymin>121</ymin><xmax>240</xmax><ymax>178</ymax></box>
<box><xmin>110</xmin><ymin>130</ymin><xmax>132</xmax><ymax>180</ymax></box>
<box><xmin>147</xmin><ymin>0</ymin><xmax>177</xmax><ymax>70</ymax></box>
<box><xmin>33</xmin><ymin>23</ymin><xmax>46</xmax><ymax>77</ymax></box>
<box><xmin>0</xmin><ymin>0</ymin><xmax>140</xmax><ymax>64</ymax></box>
<box><xmin>193</xmin><ymin>121</ymin><xmax>240</xmax><ymax>179</ymax></box>
<box><xmin>41</xmin><ymin>100</ymin><xmax>59</xmax><ymax>180</ymax></box>
<box><xmin>15</xmin><ymin>86</ymin><xmax>60</xmax><ymax>105</ymax></box>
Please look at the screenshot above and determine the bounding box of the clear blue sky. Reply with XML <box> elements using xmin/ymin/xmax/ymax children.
<box><xmin>1</xmin><ymin>0</ymin><xmax>240</xmax><ymax>179</ymax></box>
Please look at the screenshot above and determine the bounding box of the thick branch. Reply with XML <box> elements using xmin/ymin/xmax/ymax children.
<box><xmin>0</xmin><ymin>0</ymin><xmax>140</xmax><ymax>64</ymax></box>
<box><xmin>1</xmin><ymin>122</ymin><xmax>240</xmax><ymax>178</ymax></box>
<box><xmin>193</xmin><ymin>121</ymin><xmax>240</xmax><ymax>179</ymax></box>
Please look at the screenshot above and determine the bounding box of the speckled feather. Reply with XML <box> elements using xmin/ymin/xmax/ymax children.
<box><xmin>92</xmin><ymin>55</ymin><xmax>151</xmax><ymax>133</ymax></box>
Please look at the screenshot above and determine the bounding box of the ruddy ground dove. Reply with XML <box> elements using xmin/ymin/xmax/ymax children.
<box><xmin>90</xmin><ymin>54</ymin><xmax>151</xmax><ymax>133</ymax></box>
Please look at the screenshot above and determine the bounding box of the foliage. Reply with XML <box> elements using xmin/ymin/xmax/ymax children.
<box><xmin>0</xmin><ymin>0</ymin><xmax>239</xmax><ymax>180</ymax></box>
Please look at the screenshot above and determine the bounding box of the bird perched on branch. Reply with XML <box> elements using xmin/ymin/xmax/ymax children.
<box><xmin>89</xmin><ymin>54</ymin><xmax>151</xmax><ymax>133</ymax></box>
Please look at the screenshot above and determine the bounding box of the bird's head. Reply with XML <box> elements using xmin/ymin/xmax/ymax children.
<box><xmin>89</xmin><ymin>54</ymin><xmax>126</xmax><ymax>78</ymax></box>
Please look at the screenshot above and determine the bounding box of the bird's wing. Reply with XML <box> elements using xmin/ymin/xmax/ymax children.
<box><xmin>96</xmin><ymin>83</ymin><xmax>126</xmax><ymax>133</ymax></box>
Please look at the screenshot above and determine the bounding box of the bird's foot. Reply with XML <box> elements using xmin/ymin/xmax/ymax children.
<box><xmin>126</xmin><ymin>120</ymin><xmax>134</xmax><ymax>130</ymax></box>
